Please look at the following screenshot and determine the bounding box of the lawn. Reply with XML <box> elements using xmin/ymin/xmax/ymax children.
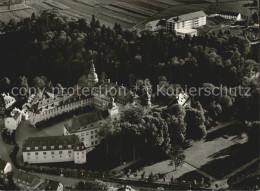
<box><xmin>127</xmin><ymin>122</ymin><xmax>254</xmax><ymax>185</ymax></box>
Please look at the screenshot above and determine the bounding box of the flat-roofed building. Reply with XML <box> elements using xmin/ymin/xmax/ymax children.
<box><xmin>166</xmin><ymin>11</ymin><xmax>206</xmax><ymax>33</ymax></box>
<box><xmin>22</xmin><ymin>135</ymin><xmax>86</xmax><ymax>164</ymax></box>
<box><xmin>219</xmin><ymin>11</ymin><xmax>242</xmax><ymax>21</ymax></box>
<box><xmin>175</xmin><ymin>28</ymin><xmax>198</xmax><ymax>38</ymax></box>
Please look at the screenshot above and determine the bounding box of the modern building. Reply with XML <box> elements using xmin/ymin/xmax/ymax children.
<box><xmin>22</xmin><ymin>135</ymin><xmax>87</xmax><ymax>164</ymax></box>
<box><xmin>145</xmin><ymin>19</ymin><xmax>166</xmax><ymax>32</ymax></box>
<box><xmin>175</xmin><ymin>28</ymin><xmax>198</xmax><ymax>38</ymax></box>
<box><xmin>219</xmin><ymin>11</ymin><xmax>242</xmax><ymax>21</ymax></box>
<box><xmin>166</xmin><ymin>11</ymin><xmax>206</xmax><ymax>33</ymax></box>
<box><xmin>1</xmin><ymin>93</ymin><xmax>16</xmax><ymax>109</ymax></box>
<box><xmin>13</xmin><ymin>170</ymin><xmax>44</xmax><ymax>190</ymax></box>
<box><xmin>4</xmin><ymin>108</ymin><xmax>22</xmax><ymax>132</ymax></box>
<box><xmin>0</xmin><ymin>158</ymin><xmax>12</xmax><ymax>182</ymax></box>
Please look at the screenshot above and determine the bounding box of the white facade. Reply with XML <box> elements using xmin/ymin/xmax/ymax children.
<box><xmin>4</xmin><ymin>108</ymin><xmax>22</xmax><ymax>131</ymax></box>
<box><xmin>1</xmin><ymin>93</ymin><xmax>16</xmax><ymax>109</ymax></box>
<box><xmin>22</xmin><ymin>135</ymin><xmax>87</xmax><ymax>164</ymax></box>
<box><xmin>64</xmin><ymin>127</ymin><xmax>102</xmax><ymax>151</ymax></box>
<box><xmin>175</xmin><ymin>28</ymin><xmax>198</xmax><ymax>38</ymax></box>
<box><xmin>166</xmin><ymin>11</ymin><xmax>206</xmax><ymax>33</ymax></box>
<box><xmin>219</xmin><ymin>13</ymin><xmax>241</xmax><ymax>21</ymax></box>
<box><xmin>25</xmin><ymin>96</ymin><xmax>93</xmax><ymax>126</ymax></box>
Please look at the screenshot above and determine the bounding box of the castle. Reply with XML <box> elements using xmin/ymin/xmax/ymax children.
<box><xmin>23</xmin><ymin>60</ymin><xmax>137</xmax><ymax>127</ymax></box>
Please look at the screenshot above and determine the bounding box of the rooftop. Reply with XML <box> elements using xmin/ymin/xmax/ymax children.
<box><xmin>13</xmin><ymin>170</ymin><xmax>44</xmax><ymax>188</ymax></box>
<box><xmin>219</xmin><ymin>11</ymin><xmax>240</xmax><ymax>16</ymax></box>
<box><xmin>22</xmin><ymin>135</ymin><xmax>83</xmax><ymax>148</ymax></box>
<box><xmin>167</xmin><ymin>11</ymin><xmax>206</xmax><ymax>23</ymax></box>
<box><xmin>38</xmin><ymin>179</ymin><xmax>61</xmax><ymax>190</ymax></box>
<box><xmin>175</xmin><ymin>28</ymin><xmax>197</xmax><ymax>33</ymax></box>
<box><xmin>64</xmin><ymin>111</ymin><xmax>104</xmax><ymax>133</ymax></box>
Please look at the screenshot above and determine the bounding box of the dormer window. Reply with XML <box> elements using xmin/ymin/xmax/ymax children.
<box><xmin>43</xmin><ymin>146</ymin><xmax>46</xmax><ymax>149</ymax></box>
<box><xmin>59</xmin><ymin>145</ymin><xmax>62</xmax><ymax>149</ymax></box>
<box><xmin>51</xmin><ymin>146</ymin><xmax>54</xmax><ymax>149</ymax></box>
<box><xmin>26</xmin><ymin>147</ymin><xmax>30</xmax><ymax>150</ymax></box>
<box><xmin>35</xmin><ymin>147</ymin><xmax>38</xmax><ymax>150</ymax></box>
<box><xmin>68</xmin><ymin>145</ymin><xmax>72</xmax><ymax>148</ymax></box>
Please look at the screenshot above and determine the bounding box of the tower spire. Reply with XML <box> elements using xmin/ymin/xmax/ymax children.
<box><xmin>87</xmin><ymin>60</ymin><xmax>98</xmax><ymax>87</ymax></box>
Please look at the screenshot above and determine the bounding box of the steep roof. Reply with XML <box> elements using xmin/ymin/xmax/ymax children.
<box><xmin>22</xmin><ymin>135</ymin><xmax>85</xmax><ymax>151</ymax></box>
<box><xmin>64</xmin><ymin>112</ymin><xmax>104</xmax><ymax>133</ymax></box>
<box><xmin>13</xmin><ymin>170</ymin><xmax>44</xmax><ymax>189</ymax></box>
<box><xmin>167</xmin><ymin>11</ymin><xmax>206</xmax><ymax>23</ymax></box>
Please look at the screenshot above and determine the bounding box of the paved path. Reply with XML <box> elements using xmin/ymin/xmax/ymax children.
<box><xmin>185</xmin><ymin>161</ymin><xmax>217</xmax><ymax>181</ymax></box>
<box><xmin>207</xmin><ymin>120</ymin><xmax>239</xmax><ymax>134</ymax></box>
<box><xmin>223</xmin><ymin>157</ymin><xmax>260</xmax><ymax>180</ymax></box>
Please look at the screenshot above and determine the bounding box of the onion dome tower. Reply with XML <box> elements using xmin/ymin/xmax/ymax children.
<box><xmin>87</xmin><ymin>60</ymin><xmax>99</xmax><ymax>87</ymax></box>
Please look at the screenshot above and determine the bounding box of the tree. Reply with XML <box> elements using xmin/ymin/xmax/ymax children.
<box><xmin>185</xmin><ymin>107</ymin><xmax>207</xmax><ymax>140</ymax></box>
<box><xmin>0</xmin><ymin>77</ymin><xmax>11</xmax><ymax>93</ymax></box>
<box><xmin>169</xmin><ymin>146</ymin><xmax>185</xmax><ymax>170</ymax></box>
<box><xmin>209</xmin><ymin>101</ymin><xmax>222</xmax><ymax>120</ymax></box>
<box><xmin>252</xmin><ymin>12</ymin><xmax>259</xmax><ymax>24</ymax></box>
<box><xmin>120</xmin><ymin>107</ymin><xmax>145</xmax><ymax>124</ymax></box>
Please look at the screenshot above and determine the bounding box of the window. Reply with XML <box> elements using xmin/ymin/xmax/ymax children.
<box><xmin>51</xmin><ymin>152</ymin><xmax>54</xmax><ymax>155</ymax></box>
<box><xmin>81</xmin><ymin>138</ymin><xmax>84</xmax><ymax>141</ymax></box>
<box><xmin>35</xmin><ymin>152</ymin><xmax>39</xmax><ymax>155</ymax></box>
<box><xmin>59</xmin><ymin>151</ymin><xmax>63</xmax><ymax>154</ymax></box>
<box><xmin>95</xmin><ymin>140</ymin><xmax>98</xmax><ymax>144</ymax></box>
<box><xmin>82</xmin><ymin>151</ymin><xmax>84</xmax><ymax>154</ymax></box>
<box><xmin>43</xmin><ymin>146</ymin><xmax>46</xmax><ymax>150</ymax></box>
<box><xmin>35</xmin><ymin>147</ymin><xmax>38</xmax><ymax>150</ymax></box>
<box><xmin>91</xmin><ymin>136</ymin><xmax>93</xmax><ymax>139</ymax></box>
<box><xmin>27</xmin><ymin>153</ymin><xmax>30</xmax><ymax>156</ymax></box>
<box><xmin>26</xmin><ymin>147</ymin><xmax>30</xmax><ymax>151</ymax></box>
<box><xmin>68</xmin><ymin>145</ymin><xmax>72</xmax><ymax>148</ymax></box>
<box><xmin>91</xmin><ymin>131</ymin><xmax>93</xmax><ymax>134</ymax></box>
<box><xmin>95</xmin><ymin>130</ymin><xmax>97</xmax><ymax>133</ymax></box>
<box><xmin>43</xmin><ymin>152</ymin><xmax>47</xmax><ymax>155</ymax></box>
<box><xmin>68</xmin><ymin>151</ymin><xmax>72</xmax><ymax>154</ymax></box>
<box><xmin>59</xmin><ymin>145</ymin><xmax>62</xmax><ymax>149</ymax></box>
<box><xmin>91</xmin><ymin>141</ymin><xmax>94</xmax><ymax>145</ymax></box>
<box><xmin>77</xmin><ymin>152</ymin><xmax>79</xmax><ymax>155</ymax></box>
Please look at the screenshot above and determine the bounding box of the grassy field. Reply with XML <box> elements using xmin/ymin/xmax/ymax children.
<box><xmin>126</xmin><ymin>122</ymin><xmax>256</xmax><ymax>185</ymax></box>
<box><xmin>0</xmin><ymin>0</ymin><xmax>254</xmax><ymax>31</ymax></box>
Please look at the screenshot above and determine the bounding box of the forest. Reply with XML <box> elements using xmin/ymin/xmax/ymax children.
<box><xmin>0</xmin><ymin>10</ymin><xmax>259</xmax><ymax>167</ymax></box>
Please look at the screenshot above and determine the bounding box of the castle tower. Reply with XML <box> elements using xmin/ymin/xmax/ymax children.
<box><xmin>87</xmin><ymin>60</ymin><xmax>99</xmax><ymax>87</ymax></box>
<box><xmin>108</xmin><ymin>97</ymin><xmax>119</xmax><ymax>120</ymax></box>
<box><xmin>142</xmin><ymin>87</ymin><xmax>151</xmax><ymax>107</ymax></box>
